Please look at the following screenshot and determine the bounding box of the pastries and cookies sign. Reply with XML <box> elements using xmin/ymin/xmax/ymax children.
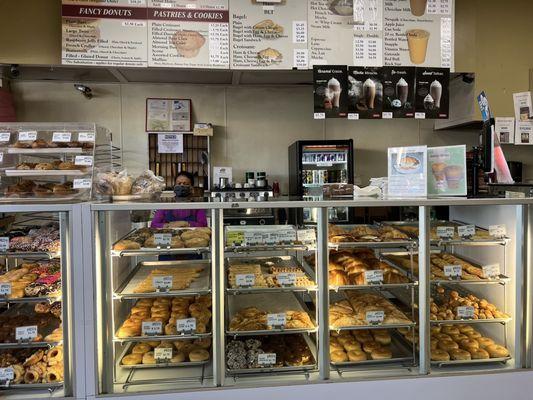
<box><xmin>61</xmin><ymin>0</ymin><xmax>454</xmax><ymax>70</ymax></box>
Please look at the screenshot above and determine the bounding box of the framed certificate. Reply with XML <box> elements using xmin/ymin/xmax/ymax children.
<box><xmin>146</xmin><ymin>98</ymin><xmax>192</xmax><ymax>132</ymax></box>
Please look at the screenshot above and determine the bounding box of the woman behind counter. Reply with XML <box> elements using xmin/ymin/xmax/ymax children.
<box><xmin>151</xmin><ymin>172</ymin><xmax>207</xmax><ymax>228</ymax></box>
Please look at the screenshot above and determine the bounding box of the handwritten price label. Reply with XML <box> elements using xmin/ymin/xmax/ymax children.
<box><xmin>177</xmin><ymin>318</ymin><xmax>196</xmax><ymax>333</ymax></box>
<box><xmin>489</xmin><ymin>224</ymin><xmax>506</xmax><ymax>238</ymax></box>
<box><xmin>444</xmin><ymin>265</ymin><xmax>462</xmax><ymax>279</ymax></box>
<box><xmin>78</xmin><ymin>132</ymin><xmax>95</xmax><ymax>142</ymax></box>
<box><xmin>276</xmin><ymin>273</ymin><xmax>296</xmax><ymax>286</ymax></box>
<box><xmin>457</xmin><ymin>306</ymin><xmax>475</xmax><ymax>319</ymax></box>
<box><xmin>236</xmin><ymin>274</ymin><xmax>255</xmax><ymax>287</ymax></box>
<box><xmin>0</xmin><ymin>283</ymin><xmax>12</xmax><ymax>296</ymax></box>
<box><xmin>154</xmin><ymin>347</ymin><xmax>172</xmax><ymax>362</ymax></box>
<box><xmin>437</xmin><ymin>226</ymin><xmax>455</xmax><ymax>238</ymax></box>
<box><xmin>458</xmin><ymin>225</ymin><xmax>476</xmax><ymax>238</ymax></box>
<box><xmin>366</xmin><ymin>311</ymin><xmax>384</xmax><ymax>325</ymax></box>
<box><xmin>258</xmin><ymin>353</ymin><xmax>276</xmax><ymax>366</ymax></box>
<box><xmin>0</xmin><ymin>132</ymin><xmax>11</xmax><ymax>142</ymax></box>
<box><xmin>364</xmin><ymin>270</ymin><xmax>384</xmax><ymax>284</ymax></box>
<box><xmin>75</xmin><ymin>156</ymin><xmax>93</xmax><ymax>166</ymax></box>
<box><xmin>0</xmin><ymin>367</ymin><xmax>14</xmax><ymax>381</ymax></box>
<box><xmin>153</xmin><ymin>276</ymin><xmax>172</xmax><ymax>290</ymax></box>
<box><xmin>142</xmin><ymin>321</ymin><xmax>162</xmax><ymax>336</ymax></box>
<box><xmin>482</xmin><ymin>264</ymin><xmax>500</xmax><ymax>279</ymax></box>
<box><xmin>18</xmin><ymin>131</ymin><xmax>37</xmax><ymax>141</ymax></box>
<box><xmin>52</xmin><ymin>132</ymin><xmax>72</xmax><ymax>142</ymax></box>
<box><xmin>267</xmin><ymin>313</ymin><xmax>286</xmax><ymax>328</ymax></box>
<box><xmin>154</xmin><ymin>233</ymin><xmax>172</xmax><ymax>246</ymax></box>
<box><xmin>16</xmin><ymin>325</ymin><xmax>38</xmax><ymax>341</ymax></box>
<box><xmin>0</xmin><ymin>237</ymin><xmax>9</xmax><ymax>252</ymax></box>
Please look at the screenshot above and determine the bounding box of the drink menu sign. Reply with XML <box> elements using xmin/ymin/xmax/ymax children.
<box><xmin>62</xmin><ymin>0</ymin><xmax>148</xmax><ymax>67</ymax></box>
<box><xmin>147</xmin><ymin>0</ymin><xmax>229</xmax><ymax>68</ymax></box>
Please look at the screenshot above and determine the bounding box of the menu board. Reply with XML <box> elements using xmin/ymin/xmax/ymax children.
<box><xmin>381</xmin><ymin>66</ymin><xmax>416</xmax><ymax>118</ymax></box>
<box><xmin>147</xmin><ymin>0</ymin><xmax>229</xmax><ymax>68</ymax></box>
<box><xmin>414</xmin><ymin>67</ymin><xmax>449</xmax><ymax>119</ymax></box>
<box><xmin>347</xmin><ymin>67</ymin><xmax>382</xmax><ymax>119</ymax></box>
<box><xmin>230</xmin><ymin>0</ymin><xmax>308</xmax><ymax>70</ymax></box>
<box><xmin>313</xmin><ymin>65</ymin><xmax>348</xmax><ymax>118</ymax></box>
<box><xmin>427</xmin><ymin>145</ymin><xmax>466</xmax><ymax>196</ymax></box>
<box><xmin>388</xmin><ymin>145</ymin><xmax>428</xmax><ymax>197</ymax></box>
<box><xmin>62</xmin><ymin>0</ymin><xmax>148</xmax><ymax>67</ymax></box>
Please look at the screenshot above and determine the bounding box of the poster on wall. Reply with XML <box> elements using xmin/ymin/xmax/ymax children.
<box><xmin>388</xmin><ymin>145</ymin><xmax>428</xmax><ymax>197</ymax></box>
<box><xmin>147</xmin><ymin>0</ymin><xmax>229</xmax><ymax>68</ymax></box>
<box><xmin>146</xmin><ymin>98</ymin><xmax>192</xmax><ymax>132</ymax></box>
<box><xmin>515</xmin><ymin>121</ymin><xmax>533</xmax><ymax>145</ymax></box>
<box><xmin>414</xmin><ymin>67</ymin><xmax>449</xmax><ymax>119</ymax></box>
<box><xmin>347</xmin><ymin>67</ymin><xmax>383</xmax><ymax>119</ymax></box>
<box><xmin>512</xmin><ymin>91</ymin><xmax>533</xmax><ymax>121</ymax></box>
<box><xmin>495</xmin><ymin>117</ymin><xmax>515</xmax><ymax>144</ymax></box>
<box><xmin>381</xmin><ymin>66</ymin><xmax>415</xmax><ymax>118</ymax></box>
<box><xmin>229</xmin><ymin>0</ymin><xmax>308</xmax><ymax>70</ymax></box>
<box><xmin>61</xmin><ymin>0</ymin><xmax>148</xmax><ymax>67</ymax></box>
<box><xmin>427</xmin><ymin>145</ymin><xmax>466</xmax><ymax>196</ymax></box>
<box><xmin>313</xmin><ymin>65</ymin><xmax>348</xmax><ymax>119</ymax></box>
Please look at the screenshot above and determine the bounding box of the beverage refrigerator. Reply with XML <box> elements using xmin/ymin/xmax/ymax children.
<box><xmin>288</xmin><ymin>139</ymin><xmax>354</xmax><ymax>225</ymax></box>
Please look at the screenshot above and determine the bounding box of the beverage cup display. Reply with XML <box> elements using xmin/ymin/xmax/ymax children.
<box><xmin>431</xmin><ymin>162</ymin><xmax>447</xmax><ymax>187</ymax></box>
<box><xmin>328</xmin><ymin>77</ymin><xmax>342</xmax><ymax>108</ymax></box>
<box><xmin>406</xmin><ymin>29</ymin><xmax>430</xmax><ymax>64</ymax></box>
<box><xmin>424</xmin><ymin>94</ymin><xmax>434</xmax><ymax>110</ymax></box>
<box><xmin>396</xmin><ymin>78</ymin><xmax>409</xmax><ymax>105</ymax></box>
<box><xmin>410</xmin><ymin>0</ymin><xmax>427</xmax><ymax>16</ymax></box>
<box><xmin>363</xmin><ymin>78</ymin><xmax>376</xmax><ymax>109</ymax></box>
<box><xmin>444</xmin><ymin>165</ymin><xmax>463</xmax><ymax>189</ymax></box>
<box><xmin>430</xmin><ymin>80</ymin><xmax>442</xmax><ymax>108</ymax></box>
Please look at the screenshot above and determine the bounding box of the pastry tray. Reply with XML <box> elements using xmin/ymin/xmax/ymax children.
<box><xmin>329</xmin><ymin>224</ymin><xmax>416</xmax><ymax>249</ymax></box>
<box><xmin>113</xmin><ymin>331</ymin><xmax>212</xmax><ymax>344</ymax></box>
<box><xmin>225</xmin><ymin>244</ymin><xmax>310</xmax><ymax>253</ymax></box>
<box><xmin>226</xmin><ymin>334</ymin><xmax>317</xmax><ymax>375</ymax></box>
<box><xmin>0</xmin><ymin>195</ymin><xmax>82</xmax><ymax>204</ymax></box>
<box><xmin>4</xmin><ymin>169</ymin><xmax>89</xmax><ymax>177</ymax></box>
<box><xmin>6</xmin><ymin>147</ymin><xmax>84</xmax><ymax>155</ymax></box>
<box><xmin>114</xmin><ymin>260</ymin><xmax>211</xmax><ymax>299</ymax></box>
<box><xmin>0</xmin><ymin>382</ymin><xmax>63</xmax><ymax>390</ymax></box>
<box><xmin>0</xmin><ymin>293</ymin><xmax>62</xmax><ymax>305</ymax></box>
<box><xmin>431</xmin><ymin>355</ymin><xmax>511</xmax><ymax>367</ymax></box>
<box><xmin>117</xmin><ymin>341</ymin><xmax>210</xmax><ymax>370</ymax></box>
<box><xmin>382</xmin><ymin>221</ymin><xmax>509</xmax><ymax>246</ymax></box>
<box><xmin>330</xmin><ymin>332</ymin><xmax>415</xmax><ymax>368</ymax></box>
<box><xmin>0</xmin><ymin>251</ymin><xmax>60</xmax><ymax>259</ymax></box>
<box><xmin>225</xmin><ymin>256</ymin><xmax>317</xmax><ymax>294</ymax></box>
<box><xmin>225</xmin><ymin>292</ymin><xmax>317</xmax><ymax>336</ymax></box>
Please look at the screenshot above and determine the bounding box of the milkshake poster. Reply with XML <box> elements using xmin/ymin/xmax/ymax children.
<box><xmin>381</xmin><ymin>66</ymin><xmax>415</xmax><ymax>118</ymax></box>
<box><xmin>414</xmin><ymin>67</ymin><xmax>449</xmax><ymax>119</ymax></box>
<box><xmin>427</xmin><ymin>145</ymin><xmax>467</xmax><ymax>196</ymax></box>
<box><xmin>313</xmin><ymin>65</ymin><xmax>348</xmax><ymax>118</ymax></box>
<box><xmin>347</xmin><ymin>66</ymin><xmax>383</xmax><ymax>119</ymax></box>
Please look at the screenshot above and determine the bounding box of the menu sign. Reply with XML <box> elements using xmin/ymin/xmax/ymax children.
<box><xmin>427</xmin><ymin>145</ymin><xmax>466</xmax><ymax>196</ymax></box>
<box><xmin>388</xmin><ymin>145</ymin><xmax>428</xmax><ymax>197</ymax></box>
<box><xmin>62</xmin><ymin>0</ymin><xmax>148</xmax><ymax>67</ymax></box>
<box><xmin>347</xmin><ymin>67</ymin><xmax>382</xmax><ymax>119</ymax></box>
<box><xmin>414</xmin><ymin>67</ymin><xmax>450</xmax><ymax>119</ymax></box>
<box><xmin>381</xmin><ymin>67</ymin><xmax>415</xmax><ymax>118</ymax></box>
<box><xmin>313</xmin><ymin>65</ymin><xmax>348</xmax><ymax>118</ymax></box>
<box><xmin>230</xmin><ymin>0</ymin><xmax>308</xmax><ymax>69</ymax></box>
<box><xmin>147</xmin><ymin>0</ymin><xmax>230</xmax><ymax>68</ymax></box>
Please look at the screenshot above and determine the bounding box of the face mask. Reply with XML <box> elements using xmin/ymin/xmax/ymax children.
<box><xmin>174</xmin><ymin>185</ymin><xmax>191</xmax><ymax>197</ymax></box>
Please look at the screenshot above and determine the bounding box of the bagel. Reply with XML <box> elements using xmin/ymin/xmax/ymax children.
<box><xmin>485</xmin><ymin>344</ymin><xmax>509</xmax><ymax>358</ymax></box>
<box><xmin>431</xmin><ymin>349</ymin><xmax>450</xmax><ymax>361</ymax></box>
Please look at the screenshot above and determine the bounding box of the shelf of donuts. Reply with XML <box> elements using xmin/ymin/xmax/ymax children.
<box><xmin>329</xmin><ymin>291</ymin><xmax>415</xmax><ymax>331</ymax></box>
<box><xmin>3</xmin><ymin>180</ymin><xmax>84</xmax><ymax>201</ymax></box>
<box><xmin>382</xmin><ymin>221</ymin><xmax>509</xmax><ymax>246</ymax></box>
<box><xmin>0</xmin><ymin>224</ymin><xmax>61</xmax><ymax>259</ymax></box>
<box><xmin>2</xmin><ymin>132</ymin><xmax>94</xmax><ymax>154</ymax></box>
<box><xmin>112</xmin><ymin>227</ymin><xmax>212</xmax><ymax>257</ymax></box>
<box><xmin>226</xmin><ymin>292</ymin><xmax>317</xmax><ymax>336</ymax></box>
<box><xmin>382</xmin><ymin>251</ymin><xmax>510</xmax><ymax>285</ymax></box>
<box><xmin>114</xmin><ymin>260</ymin><xmax>210</xmax><ymax>300</ymax></box>
<box><xmin>118</xmin><ymin>337</ymin><xmax>211</xmax><ymax>369</ymax></box>
<box><xmin>225</xmin><ymin>225</ymin><xmax>309</xmax><ymax>253</ymax></box>
<box><xmin>0</xmin><ymin>345</ymin><xmax>64</xmax><ymax>389</ymax></box>
<box><xmin>226</xmin><ymin>256</ymin><xmax>316</xmax><ymax>294</ymax></box>
<box><xmin>226</xmin><ymin>334</ymin><xmax>316</xmax><ymax>375</ymax></box>
<box><xmin>0</xmin><ymin>303</ymin><xmax>62</xmax><ymax>349</ymax></box>
<box><xmin>329</xmin><ymin>328</ymin><xmax>414</xmax><ymax>367</ymax></box>
<box><xmin>5</xmin><ymin>161</ymin><xmax>90</xmax><ymax>177</ymax></box>
<box><xmin>328</xmin><ymin>224</ymin><xmax>415</xmax><ymax>249</ymax></box>
<box><xmin>429</xmin><ymin>286</ymin><xmax>510</xmax><ymax>326</ymax></box>
<box><xmin>114</xmin><ymin>295</ymin><xmax>212</xmax><ymax>343</ymax></box>
<box><xmin>0</xmin><ymin>260</ymin><xmax>61</xmax><ymax>304</ymax></box>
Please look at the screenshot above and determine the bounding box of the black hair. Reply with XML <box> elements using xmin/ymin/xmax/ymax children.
<box><xmin>176</xmin><ymin>171</ymin><xmax>194</xmax><ymax>184</ymax></box>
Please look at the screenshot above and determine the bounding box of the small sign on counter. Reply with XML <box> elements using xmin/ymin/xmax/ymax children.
<box><xmin>458</xmin><ymin>224</ymin><xmax>475</xmax><ymax>238</ymax></box>
<box><xmin>177</xmin><ymin>318</ymin><xmax>196</xmax><ymax>333</ymax></box>
<box><xmin>267</xmin><ymin>313</ymin><xmax>286</xmax><ymax>328</ymax></box>
<box><xmin>444</xmin><ymin>264</ymin><xmax>462</xmax><ymax>279</ymax></box>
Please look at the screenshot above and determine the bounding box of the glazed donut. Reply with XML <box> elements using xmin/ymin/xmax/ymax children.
<box><xmin>23</xmin><ymin>349</ymin><xmax>44</xmax><ymax>367</ymax></box>
<box><xmin>344</xmin><ymin>341</ymin><xmax>361</xmax><ymax>352</ymax></box>
<box><xmin>132</xmin><ymin>343</ymin><xmax>152</xmax><ymax>354</ymax></box>
<box><xmin>330</xmin><ymin>342</ymin><xmax>344</xmax><ymax>352</ymax></box>
<box><xmin>354</xmin><ymin>333</ymin><xmax>374</xmax><ymax>343</ymax></box>
<box><xmin>441</xmin><ymin>326</ymin><xmax>460</xmax><ymax>336</ymax></box>
<box><xmin>337</xmin><ymin>335</ymin><xmax>353</xmax><ymax>345</ymax></box>
<box><xmin>193</xmin><ymin>337</ymin><xmax>211</xmax><ymax>349</ymax></box>
<box><xmin>122</xmin><ymin>353</ymin><xmax>143</xmax><ymax>365</ymax></box>
<box><xmin>459</xmin><ymin>339</ymin><xmax>479</xmax><ymax>352</ymax></box>
<box><xmin>189</xmin><ymin>349</ymin><xmax>209</xmax><ymax>362</ymax></box>
<box><xmin>142</xmin><ymin>351</ymin><xmax>156</xmax><ymax>364</ymax></box>
<box><xmin>437</xmin><ymin>340</ymin><xmax>459</xmax><ymax>352</ymax></box>
<box><xmin>467</xmin><ymin>331</ymin><xmax>482</xmax><ymax>340</ymax></box>
<box><xmin>470</xmin><ymin>348</ymin><xmax>490</xmax><ymax>359</ymax></box>
<box><xmin>363</xmin><ymin>341</ymin><xmax>382</xmax><ymax>353</ymax></box>
<box><xmin>171</xmin><ymin>352</ymin><xmax>186</xmax><ymax>363</ymax></box>
<box><xmin>450</xmin><ymin>349</ymin><xmax>471</xmax><ymax>360</ymax></box>
<box><xmin>46</xmin><ymin>346</ymin><xmax>63</xmax><ymax>366</ymax></box>
<box><xmin>486</xmin><ymin>344</ymin><xmax>509</xmax><ymax>358</ymax></box>
<box><xmin>458</xmin><ymin>324</ymin><xmax>474</xmax><ymax>334</ymax></box>
<box><xmin>347</xmin><ymin>350</ymin><xmax>367</xmax><ymax>361</ymax></box>
<box><xmin>371</xmin><ymin>348</ymin><xmax>392</xmax><ymax>360</ymax></box>
<box><xmin>431</xmin><ymin>349</ymin><xmax>450</xmax><ymax>361</ymax></box>
<box><xmin>477</xmin><ymin>337</ymin><xmax>495</xmax><ymax>349</ymax></box>
<box><xmin>373</xmin><ymin>333</ymin><xmax>391</xmax><ymax>345</ymax></box>
<box><xmin>330</xmin><ymin>350</ymin><xmax>348</xmax><ymax>362</ymax></box>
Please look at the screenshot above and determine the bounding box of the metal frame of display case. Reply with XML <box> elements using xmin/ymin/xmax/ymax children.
<box><xmin>87</xmin><ymin>198</ymin><xmax>533</xmax><ymax>399</ymax></box>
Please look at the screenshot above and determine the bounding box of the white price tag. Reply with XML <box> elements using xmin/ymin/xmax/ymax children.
<box><xmin>154</xmin><ymin>233</ymin><xmax>172</xmax><ymax>246</ymax></box>
<box><xmin>0</xmin><ymin>132</ymin><xmax>11</xmax><ymax>142</ymax></box>
<box><xmin>293</xmin><ymin>49</ymin><xmax>308</xmax><ymax>69</ymax></box>
<box><xmin>365</xmin><ymin>310</ymin><xmax>385</xmax><ymax>325</ymax></box>
<box><xmin>18</xmin><ymin>131</ymin><xmax>37</xmax><ymax>141</ymax></box>
<box><xmin>185</xmin><ymin>3</ymin><xmax>197</xmax><ymax>8</ymax></box>
<box><xmin>0</xmin><ymin>153</ymin><xmax>3</xmax><ymax>163</ymax></box>
<box><xmin>458</xmin><ymin>225</ymin><xmax>476</xmax><ymax>238</ymax></box>
<box><xmin>263</xmin><ymin>5</ymin><xmax>275</xmax><ymax>12</ymax></box>
<box><xmin>78</xmin><ymin>132</ymin><xmax>95</xmax><ymax>142</ymax></box>
<box><xmin>456</xmin><ymin>306</ymin><xmax>475</xmax><ymax>319</ymax></box>
<box><xmin>52</xmin><ymin>132</ymin><xmax>72</xmax><ymax>142</ymax></box>
<box><xmin>0</xmin><ymin>237</ymin><xmax>9</xmax><ymax>252</ymax></box>
<box><xmin>482</xmin><ymin>264</ymin><xmax>500</xmax><ymax>279</ymax></box>
<box><xmin>236</xmin><ymin>274</ymin><xmax>255</xmax><ymax>287</ymax></box>
<box><xmin>364</xmin><ymin>270</ymin><xmax>384</xmax><ymax>284</ymax></box>
<box><xmin>129</xmin><ymin>0</ymin><xmax>145</xmax><ymax>4</ymax></box>
<box><xmin>415</xmin><ymin>112</ymin><xmax>426</xmax><ymax>119</ymax></box>
<box><xmin>297</xmin><ymin>229</ymin><xmax>316</xmax><ymax>244</ymax></box>
<box><xmin>16</xmin><ymin>325</ymin><xmax>38</xmax><ymax>341</ymax></box>
<box><xmin>154</xmin><ymin>347</ymin><xmax>173</xmax><ymax>362</ymax></box>
<box><xmin>292</xmin><ymin>21</ymin><xmax>307</xmax><ymax>43</ymax></box>
<box><xmin>314</xmin><ymin>112</ymin><xmax>325</xmax><ymax>120</ymax></box>
<box><xmin>258</xmin><ymin>353</ymin><xmax>276</xmax><ymax>366</ymax></box>
<box><xmin>489</xmin><ymin>224</ymin><xmax>507</xmax><ymax>238</ymax></box>
<box><xmin>153</xmin><ymin>276</ymin><xmax>173</xmax><ymax>290</ymax></box>
<box><xmin>177</xmin><ymin>318</ymin><xmax>196</xmax><ymax>333</ymax></box>
<box><xmin>75</xmin><ymin>156</ymin><xmax>93</xmax><ymax>166</ymax></box>
<box><xmin>0</xmin><ymin>283</ymin><xmax>11</xmax><ymax>296</ymax></box>
<box><xmin>73</xmin><ymin>178</ymin><xmax>92</xmax><ymax>189</ymax></box>
<box><xmin>267</xmin><ymin>313</ymin><xmax>286</xmax><ymax>328</ymax></box>
<box><xmin>444</xmin><ymin>265</ymin><xmax>462</xmax><ymax>279</ymax></box>
<box><xmin>382</xmin><ymin>112</ymin><xmax>393</xmax><ymax>119</ymax></box>
<box><xmin>276</xmin><ymin>273</ymin><xmax>296</xmax><ymax>286</ymax></box>
<box><xmin>348</xmin><ymin>113</ymin><xmax>359</xmax><ymax>120</ymax></box>
<box><xmin>160</xmin><ymin>2</ymin><xmax>173</xmax><ymax>7</ymax></box>
<box><xmin>142</xmin><ymin>321</ymin><xmax>162</xmax><ymax>336</ymax></box>
<box><xmin>316</xmin><ymin>161</ymin><xmax>333</xmax><ymax>167</ymax></box>
<box><xmin>436</xmin><ymin>226</ymin><xmax>455</xmax><ymax>239</ymax></box>
<box><xmin>0</xmin><ymin>367</ymin><xmax>14</xmax><ymax>381</ymax></box>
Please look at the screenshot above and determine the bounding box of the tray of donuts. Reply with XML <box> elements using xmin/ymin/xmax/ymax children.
<box><xmin>6</xmin><ymin>138</ymin><xmax>93</xmax><ymax>153</ymax></box>
<box><xmin>3</xmin><ymin>180</ymin><xmax>81</xmax><ymax>201</ymax></box>
<box><xmin>329</xmin><ymin>329</ymin><xmax>414</xmax><ymax>366</ymax></box>
<box><xmin>115</xmin><ymin>295</ymin><xmax>212</xmax><ymax>341</ymax></box>
<box><xmin>112</xmin><ymin>227</ymin><xmax>212</xmax><ymax>253</ymax></box>
<box><xmin>118</xmin><ymin>338</ymin><xmax>211</xmax><ymax>369</ymax></box>
<box><xmin>0</xmin><ymin>345</ymin><xmax>64</xmax><ymax>387</ymax></box>
<box><xmin>0</xmin><ymin>305</ymin><xmax>62</xmax><ymax>347</ymax></box>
